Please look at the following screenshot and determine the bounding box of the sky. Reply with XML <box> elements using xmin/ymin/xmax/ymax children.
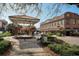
<box><xmin>1</xmin><ymin>3</ymin><xmax>79</xmax><ymax>28</ymax></box>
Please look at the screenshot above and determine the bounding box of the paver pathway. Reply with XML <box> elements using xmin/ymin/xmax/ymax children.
<box><xmin>3</xmin><ymin>36</ymin><xmax>54</xmax><ymax>56</ymax></box>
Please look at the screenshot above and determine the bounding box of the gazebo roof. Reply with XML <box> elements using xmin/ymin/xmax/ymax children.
<box><xmin>9</xmin><ymin>15</ymin><xmax>39</xmax><ymax>19</ymax></box>
<box><xmin>9</xmin><ymin>15</ymin><xmax>40</xmax><ymax>24</ymax></box>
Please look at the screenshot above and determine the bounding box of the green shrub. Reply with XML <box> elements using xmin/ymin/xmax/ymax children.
<box><xmin>2</xmin><ymin>31</ymin><xmax>12</xmax><ymax>37</ymax></box>
<box><xmin>48</xmin><ymin>44</ymin><xmax>53</xmax><ymax>48</ymax></box>
<box><xmin>55</xmin><ymin>32</ymin><xmax>63</xmax><ymax>36</ymax></box>
<box><xmin>61</xmin><ymin>46</ymin><xmax>79</xmax><ymax>56</ymax></box>
<box><xmin>70</xmin><ymin>45</ymin><xmax>79</xmax><ymax>55</ymax></box>
<box><xmin>47</xmin><ymin>32</ymin><xmax>53</xmax><ymax>37</ymax></box>
<box><xmin>55</xmin><ymin>38</ymin><xmax>64</xmax><ymax>44</ymax></box>
<box><xmin>56</xmin><ymin>32</ymin><xmax>61</xmax><ymax>36</ymax></box>
<box><xmin>47</xmin><ymin>33</ymin><xmax>79</xmax><ymax>56</ymax></box>
<box><xmin>48</xmin><ymin>44</ymin><xmax>63</xmax><ymax>53</ymax></box>
<box><xmin>48</xmin><ymin>36</ymin><xmax>56</xmax><ymax>41</ymax></box>
<box><xmin>72</xmin><ymin>32</ymin><xmax>79</xmax><ymax>36</ymax></box>
<box><xmin>0</xmin><ymin>40</ymin><xmax>11</xmax><ymax>54</ymax></box>
<box><xmin>0</xmin><ymin>37</ymin><xmax>4</xmax><ymax>41</ymax></box>
<box><xmin>48</xmin><ymin>43</ymin><xmax>79</xmax><ymax>56</ymax></box>
<box><xmin>41</xmin><ymin>32</ymin><xmax>79</xmax><ymax>55</ymax></box>
<box><xmin>47</xmin><ymin>36</ymin><xmax>65</xmax><ymax>44</ymax></box>
<box><xmin>41</xmin><ymin>36</ymin><xmax>58</xmax><ymax>44</ymax></box>
<box><xmin>61</xmin><ymin>49</ymin><xmax>75</xmax><ymax>56</ymax></box>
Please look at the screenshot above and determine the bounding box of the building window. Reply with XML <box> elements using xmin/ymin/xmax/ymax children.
<box><xmin>54</xmin><ymin>22</ymin><xmax>55</xmax><ymax>26</ymax></box>
<box><xmin>52</xmin><ymin>23</ymin><xmax>54</xmax><ymax>26</ymax></box>
<box><xmin>66</xmin><ymin>20</ymin><xmax>70</xmax><ymax>25</ymax></box>
<box><xmin>61</xmin><ymin>20</ymin><xmax>64</xmax><ymax>25</ymax></box>
<box><xmin>52</xmin><ymin>23</ymin><xmax>53</xmax><ymax>26</ymax></box>
<box><xmin>71</xmin><ymin>19</ymin><xmax>76</xmax><ymax>24</ymax></box>
<box><xmin>67</xmin><ymin>13</ymin><xmax>70</xmax><ymax>16</ymax></box>
<box><xmin>51</xmin><ymin>23</ymin><xmax>52</xmax><ymax>28</ymax></box>
<box><xmin>55</xmin><ymin>22</ymin><xmax>56</xmax><ymax>26</ymax></box>
<box><xmin>59</xmin><ymin>21</ymin><xmax>61</xmax><ymax>25</ymax></box>
<box><xmin>57</xmin><ymin>21</ymin><xmax>59</xmax><ymax>25</ymax></box>
<box><xmin>76</xmin><ymin>19</ymin><xmax>79</xmax><ymax>24</ymax></box>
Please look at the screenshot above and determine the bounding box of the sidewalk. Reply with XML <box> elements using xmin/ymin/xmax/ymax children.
<box><xmin>57</xmin><ymin>36</ymin><xmax>79</xmax><ymax>45</ymax></box>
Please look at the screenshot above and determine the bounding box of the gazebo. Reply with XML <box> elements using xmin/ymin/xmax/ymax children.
<box><xmin>9</xmin><ymin>15</ymin><xmax>40</xmax><ymax>35</ymax></box>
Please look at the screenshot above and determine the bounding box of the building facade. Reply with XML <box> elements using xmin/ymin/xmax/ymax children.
<box><xmin>40</xmin><ymin>12</ymin><xmax>79</xmax><ymax>34</ymax></box>
<box><xmin>0</xmin><ymin>19</ymin><xmax>7</xmax><ymax>31</ymax></box>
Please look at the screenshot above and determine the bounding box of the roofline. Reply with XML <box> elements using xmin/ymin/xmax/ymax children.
<box><xmin>9</xmin><ymin>15</ymin><xmax>40</xmax><ymax>20</ymax></box>
<box><xmin>41</xmin><ymin>12</ymin><xmax>79</xmax><ymax>25</ymax></box>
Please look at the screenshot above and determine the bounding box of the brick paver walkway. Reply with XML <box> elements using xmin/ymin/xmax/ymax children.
<box><xmin>3</xmin><ymin>36</ymin><xmax>53</xmax><ymax>56</ymax></box>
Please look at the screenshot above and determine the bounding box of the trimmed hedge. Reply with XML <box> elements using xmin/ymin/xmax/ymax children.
<box><xmin>0</xmin><ymin>40</ymin><xmax>11</xmax><ymax>54</ymax></box>
<box><xmin>47</xmin><ymin>32</ymin><xmax>54</xmax><ymax>37</ymax></box>
<box><xmin>48</xmin><ymin>43</ymin><xmax>79</xmax><ymax>56</ymax></box>
<box><xmin>72</xmin><ymin>32</ymin><xmax>79</xmax><ymax>36</ymax></box>
<box><xmin>0</xmin><ymin>31</ymin><xmax>12</xmax><ymax>37</ymax></box>
<box><xmin>39</xmin><ymin>34</ymin><xmax>64</xmax><ymax>46</ymax></box>
<box><xmin>3</xmin><ymin>31</ymin><xmax>12</xmax><ymax>36</ymax></box>
<box><xmin>0</xmin><ymin>37</ymin><xmax>4</xmax><ymax>41</ymax></box>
